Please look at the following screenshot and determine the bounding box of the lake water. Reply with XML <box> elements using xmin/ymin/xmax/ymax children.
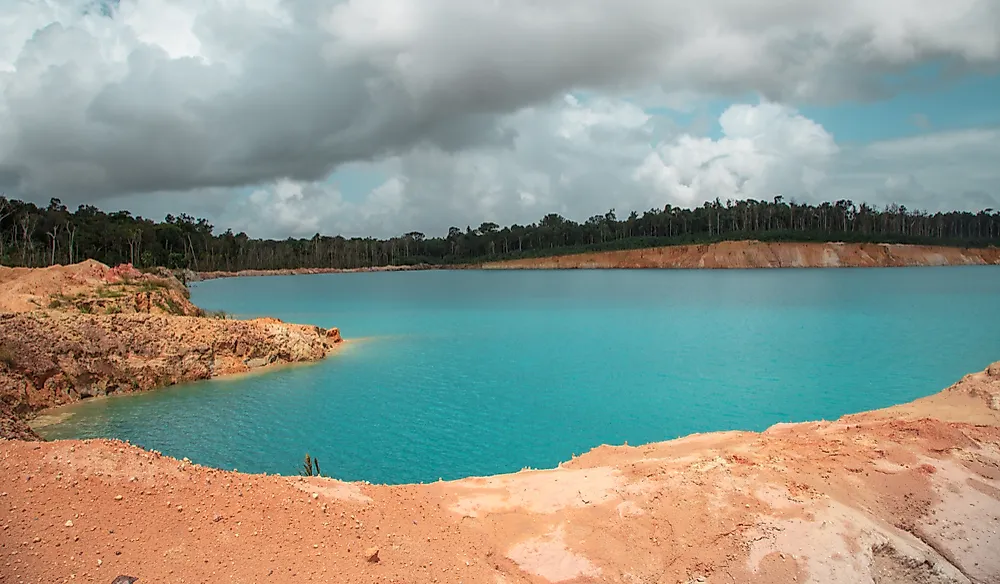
<box><xmin>38</xmin><ymin>267</ymin><xmax>1000</xmax><ymax>484</ymax></box>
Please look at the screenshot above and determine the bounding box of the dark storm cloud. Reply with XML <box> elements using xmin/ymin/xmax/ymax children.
<box><xmin>1</xmin><ymin>0</ymin><xmax>999</xmax><ymax>204</ymax></box>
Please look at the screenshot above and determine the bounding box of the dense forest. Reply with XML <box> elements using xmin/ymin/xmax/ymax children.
<box><xmin>1</xmin><ymin>195</ymin><xmax>998</xmax><ymax>271</ymax></box>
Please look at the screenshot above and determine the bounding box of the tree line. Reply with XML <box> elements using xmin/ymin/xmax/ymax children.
<box><xmin>1</xmin><ymin>195</ymin><xmax>997</xmax><ymax>271</ymax></box>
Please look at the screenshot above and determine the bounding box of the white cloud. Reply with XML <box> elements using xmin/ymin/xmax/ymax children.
<box><xmin>98</xmin><ymin>97</ymin><xmax>1000</xmax><ymax>239</ymax></box>
<box><xmin>1</xmin><ymin>0</ymin><xmax>999</xmax><ymax>203</ymax></box>
<box><xmin>634</xmin><ymin>103</ymin><xmax>838</xmax><ymax>207</ymax></box>
<box><xmin>829</xmin><ymin>128</ymin><xmax>1000</xmax><ymax>211</ymax></box>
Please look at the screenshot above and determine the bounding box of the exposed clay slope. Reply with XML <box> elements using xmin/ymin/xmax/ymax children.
<box><xmin>0</xmin><ymin>262</ymin><xmax>342</xmax><ymax>441</ymax></box>
<box><xmin>0</xmin><ymin>314</ymin><xmax>341</xmax><ymax>441</ymax></box>
<box><xmin>2</xmin><ymin>363</ymin><xmax>999</xmax><ymax>584</ymax></box>
<box><xmin>483</xmin><ymin>241</ymin><xmax>1000</xmax><ymax>270</ymax></box>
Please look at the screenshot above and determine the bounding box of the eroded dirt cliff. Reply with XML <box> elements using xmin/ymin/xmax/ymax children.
<box><xmin>483</xmin><ymin>241</ymin><xmax>1000</xmax><ymax>270</ymax></box>
<box><xmin>0</xmin><ymin>262</ymin><xmax>342</xmax><ymax>441</ymax></box>
<box><xmin>1</xmin><ymin>363</ymin><xmax>999</xmax><ymax>583</ymax></box>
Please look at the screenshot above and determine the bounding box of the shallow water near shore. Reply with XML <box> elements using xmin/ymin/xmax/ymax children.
<box><xmin>39</xmin><ymin>267</ymin><xmax>1000</xmax><ymax>484</ymax></box>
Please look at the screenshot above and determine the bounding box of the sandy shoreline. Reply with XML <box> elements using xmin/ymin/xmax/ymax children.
<box><xmin>194</xmin><ymin>263</ymin><xmax>439</xmax><ymax>281</ymax></box>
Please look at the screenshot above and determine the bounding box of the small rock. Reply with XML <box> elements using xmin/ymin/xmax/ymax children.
<box><xmin>114</xmin><ymin>495</ymin><xmax>123</xmax><ymax>501</ymax></box>
<box><xmin>365</xmin><ymin>546</ymin><xmax>380</xmax><ymax>563</ymax></box>
<box><xmin>97</xmin><ymin>559</ymin><xmax>103</xmax><ymax>567</ymax></box>
<box><xmin>311</xmin><ymin>493</ymin><xmax>319</xmax><ymax>500</ymax></box>
<box><xmin>33</xmin><ymin>537</ymin><xmax>40</xmax><ymax>543</ymax></box>
<box><xmin>65</xmin><ymin>520</ymin><xmax>74</xmax><ymax>527</ymax></box>
<box><xmin>176</xmin><ymin>505</ymin><xmax>183</xmax><ymax>512</ymax></box>
<box><xmin>212</xmin><ymin>514</ymin><xmax>222</xmax><ymax>522</ymax></box>
<box><xmin>111</xmin><ymin>577</ymin><xmax>139</xmax><ymax>584</ymax></box>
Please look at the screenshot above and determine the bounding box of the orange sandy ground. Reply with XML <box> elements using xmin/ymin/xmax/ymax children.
<box><xmin>2</xmin><ymin>365</ymin><xmax>1000</xmax><ymax>584</ymax></box>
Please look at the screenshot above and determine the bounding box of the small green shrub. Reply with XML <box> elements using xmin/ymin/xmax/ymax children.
<box><xmin>0</xmin><ymin>343</ymin><xmax>16</xmax><ymax>369</ymax></box>
<box><xmin>162</xmin><ymin>296</ymin><xmax>184</xmax><ymax>315</ymax></box>
<box><xmin>48</xmin><ymin>292</ymin><xmax>73</xmax><ymax>308</ymax></box>
<box><xmin>203</xmin><ymin>309</ymin><xmax>229</xmax><ymax>320</ymax></box>
<box><xmin>104</xmin><ymin>305</ymin><xmax>122</xmax><ymax>314</ymax></box>
<box><xmin>299</xmin><ymin>453</ymin><xmax>322</xmax><ymax>477</ymax></box>
<box><xmin>78</xmin><ymin>304</ymin><xmax>93</xmax><ymax>314</ymax></box>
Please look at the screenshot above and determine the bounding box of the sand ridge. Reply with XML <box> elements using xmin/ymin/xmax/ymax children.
<box><xmin>2</xmin><ymin>363</ymin><xmax>999</xmax><ymax>583</ymax></box>
<box><xmin>481</xmin><ymin>241</ymin><xmax>1000</xmax><ymax>270</ymax></box>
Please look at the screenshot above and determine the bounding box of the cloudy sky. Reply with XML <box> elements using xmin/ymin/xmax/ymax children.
<box><xmin>2</xmin><ymin>0</ymin><xmax>999</xmax><ymax>238</ymax></box>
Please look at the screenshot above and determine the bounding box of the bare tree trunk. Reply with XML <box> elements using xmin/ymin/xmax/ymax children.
<box><xmin>20</xmin><ymin>215</ymin><xmax>36</xmax><ymax>265</ymax></box>
<box><xmin>186</xmin><ymin>234</ymin><xmax>198</xmax><ymax>269</ymax></box>
<box><xmin>0</xmin><ymin>197</ymin><xmax>10</xmax><ymax>259</ymax></box>
<box><xmin>47</xmin><ymin>224</ymin><xmax>60</xmax><ymax>266</ymax></box>
<box><xmin>66</xmin><ymin>223</ymin><xmax>77</xmax><ymax>264</ymax></box>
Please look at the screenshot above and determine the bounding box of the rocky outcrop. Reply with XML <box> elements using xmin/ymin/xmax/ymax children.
<box><xmin>0</xmin><ymin>312</ymin><xmax>341</xmax><ymax>438</ymax></box>
<box><xmin>483</xmin><ymin>241</ymin><xmax>1000</xmax><ymax>269</ymax></box>
<box><xmin>0</xmin><ymin>262</ymin><xmax>343</xmax><ymax>439</ymax></box>
<box><xmin>1</xmin><ymin>362</ymin><xmax>998</xmax><ymax>583</ymax></box>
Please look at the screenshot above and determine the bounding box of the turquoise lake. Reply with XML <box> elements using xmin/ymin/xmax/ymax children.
<box><xmin>39</xmin><ymin>267</ymin><xmax>1000</xmax><ymax>484</ymax></box>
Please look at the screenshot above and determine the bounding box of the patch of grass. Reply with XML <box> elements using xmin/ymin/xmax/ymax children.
<box><xmin>136</xmin><ymin>278</ymin><xmax>170</xmax><ymax>293</ymax></box>
<box><xmin>203</xmin><ymin>309</ymin><xmax>229</xmax><ymax>320</ymax></box>
<box><xmin>48</xmin><ymin>292</ymin><xmax>75</xmax><ymax>308</ymax></box>
<box><xmin>104</xmin><ymin>305</ymin><xmax>122</xmax><ymax>314</ymax></box>
<box><xmin>95</xmin><ymin>286</ymin><xmax>126</xmax><ymax>299</ymax></box>
<box><xmin>78</xmin><ymin>304</ymin><xmax>93</xmax><ymax>314</ymax></box>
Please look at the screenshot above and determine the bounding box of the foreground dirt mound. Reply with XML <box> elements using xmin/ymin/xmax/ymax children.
<box><xmin>0</xmin><ymin>261</ymin><xmax>200</xmax><ymax>316</ymax></box>
<box><xmin>1</xmin><ymin>363</ymin><xmax>998</xmax><ymax>583</ymax></box>
<box><xmin>484</xmin><ymin>241</ymin><xmax>1000</xmax><ymax>269</ymax></box>
<box><xmin>0</xmin><ymin>311</ymin><xmax>341</xmax><ymax>438</ymax></box>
